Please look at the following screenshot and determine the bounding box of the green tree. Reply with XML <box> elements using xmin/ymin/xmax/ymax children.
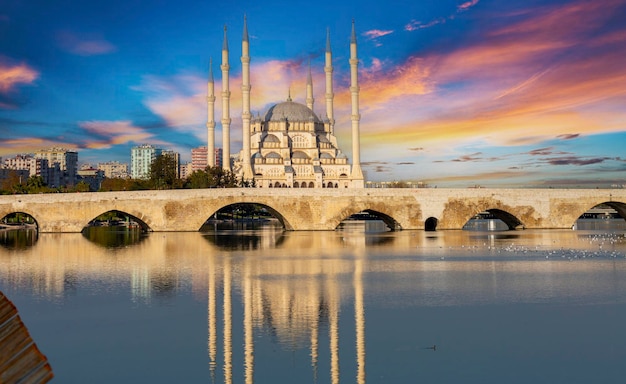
<box><xmin>184</xmin><ymin>166</ymin><xmax>254</xmax><ymax>189</ymax></box>
<box><xmin>72</xmin><ymin>181</ymin><xmax>91</xmax><ymax>192</ymax></box>
<box><xmin>206</xmin><ymin>166</ymin><xmax>239</xmax><ymax>188</ymax></box>
<box><xmin>186</xmin><ymin>169</ymin><xmax>210</xmax><ymax>189</ymax></box>
<box><xmin>25</xmin><ymin>176</ymin><xmax>47</xmax><ymax>192</ymax></box>
<box><xmin>149</xmin><ymin>154</ymin><xmax>182</xmax><ymax>190</ymax></box>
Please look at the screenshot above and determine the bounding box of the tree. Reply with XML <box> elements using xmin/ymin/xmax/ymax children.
<box><xmin>184</xmin><ymin>166</ymin><xmax>252</xmax><ymax>189</ymax></box>
<box><xmin>72</xmin><ymin>181</ymin><xmax>91</xmax><ymax>192</ymax></box>
<box><xmin>0</xmin><ymin>170</ymin><xmax>27</xmax><ymax>194</ymax></box>
<box><xmin>149</xmin><ymin>154</ymin><xmax>182</xmax><ymax>189</ymax></box>
<box><xmin>206</xmin><ymin>166</ymin><xmax>239</xmax><ymax>188</ymax></box>
<box><xmin>100</xmin><ymin>178</ymin><xmax>150</xmax><ymax>191</ymax></box>
<box><xmin>186</xmin><ymin>169</ymin><xmax>210</xmax><ymax>189</ymax></box>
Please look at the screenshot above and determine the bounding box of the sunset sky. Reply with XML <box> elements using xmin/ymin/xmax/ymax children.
<box><xmin>1</xmin><ymin>0</ymin><xmax>625</xmax><ymax>187</ymax></box>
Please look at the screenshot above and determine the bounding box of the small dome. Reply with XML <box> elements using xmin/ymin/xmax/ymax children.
<box><xmin>317</xmin><ymin>135</ymin><xmax>330</xmax><ymax>143</ymax></box>
<box><xmin>264</xmin><ymin>134</ymin><xmax>280</xmax><ymax>143</ymax></box>
<box><xmin>264</xmin><ymin>101</ymin><xmax>321</xmax><ymax>123</ymax></box>
<box><xmin>266</xmin><ymin>152</ymin><xmax>281</xmax><ymax>159</ymax></box>
<box><xmin>292</xmin><ymin>151</ymin><xmax>309</xmax><ymax>159</ymax></box>
<box><xmin>320</xmin><ymin>153</ymin><xmax>333</xmax><ymax>159</ymax></box>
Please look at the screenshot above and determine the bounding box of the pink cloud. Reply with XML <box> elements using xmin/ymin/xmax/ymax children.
<box><xmin>363</xmin><ymin>29</ymin><xmax>394</xmax><ymax>39</ymax></box>
<box><xmin>405</xmin><ymin>18</ymin><xmax>446</xmax><ymax>31</ymax></box>
<box><xmin>57</xmin><ymin>31</ymin><xmax>116</xmax><ymax>56</ymax></box>
<box><xmin>79</xmin><ymin>120</ymin><xmax>158</xmax><ymax>149</ymax></box>
<box><xmin>0</xmin><ymin>59</ymin><xmax>39</xmax><ymax>93</ymax></box>
<box><xmin>458</xmin><ymin>0</ymin><xmax>480</xmax><ymax>12</ymax></box>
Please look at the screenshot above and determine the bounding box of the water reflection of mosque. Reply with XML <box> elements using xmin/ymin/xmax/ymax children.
<box><xmin>206</xmin><ymin>230</ymin><xmax>368</xmax><ymax>384</ymax></box>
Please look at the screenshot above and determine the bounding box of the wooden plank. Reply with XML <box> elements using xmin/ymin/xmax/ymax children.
<box><xmin>0</xmin><ymin>317</ymin><xmax>32</xmax><ymax>367</ymax></box>
<box><xmin>0</xmin><ymin>293</ymin><xmax>18</xmax><ymax>326</ymax></box>
<box><xmin>0</xmin><ymin>291</ymin><xmax>53</xmax><ymax>383</ymax></box>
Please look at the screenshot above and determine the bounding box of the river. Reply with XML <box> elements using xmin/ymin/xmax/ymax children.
<box><xmin>1</xmin><ymin>220</ymin><xmax>626</xmax><ymax>383</ymax></box>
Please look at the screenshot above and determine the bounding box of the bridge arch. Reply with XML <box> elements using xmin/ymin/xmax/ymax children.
<box><xmin>1</xmin><ymin>211</ymin><xmax>39</xmax><ymax>231</ymax></box>
<box><xmin>201</xmin><ymin>202</ymin><xmax>294</xmax><ymax>231</ymax></box>
<box><xmin>572</xmin><ymin>201</ymin><xmax>626</xmax><ymax>227</ymax></box>
<box><xmin>83</xmin><ymin>210</ymin><xmax>151</xmax><ymax>232</ymax></box>
<box><xmin>425</xmin><ymin>217</ymin><xmax>438</xmax><ymax>231</ymax></box>
<box><xmin>461</xmin><ymin>208</ymin><xmax>525</xmax><ymax>231</ymax></box>
<box><xmin>331</xmin><ymin>207</ymin><xmax>402</xmax><ymax>231</ymax></box>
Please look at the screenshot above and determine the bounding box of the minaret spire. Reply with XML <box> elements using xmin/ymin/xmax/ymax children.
<box><xmin>241</xmin><ymin>15</ymin><xmax>253</xmax><ymax>180</ymax></box>
<box><xmin>349</xmin><ymin>20</ymin><xmax>364</xmax><ymax>186</ymax></box>
<box><xmin>306</xmin><ymin>60</ymin><xmax>314</xmax><ymax>111</ymax></box>
<box><xmin>324</xmin><ymin>27</ymin><xmax>335</xmax><ymax>134</ymax></box>
<box><xmin>207</xmin><ymin>58</ymin><xmax>216</xmax><ymax>167</ymax></box>
<box><xmin>221</xmin><ymin>25</ymin><xmax>231</xmax><ymax>171</ymax></box>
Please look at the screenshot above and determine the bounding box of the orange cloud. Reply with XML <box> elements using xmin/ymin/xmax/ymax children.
<box><xmin>354</xmin><ymin>0</ymin><xmax>626</xmax><ymax>157</ymax></box>
<box><xmin>0</xmin><ymin>138</ymin><xmax>75</xmax><ymax>156</ymax></box>
<box><xmin>0</xmin><ymin>60</ymin><xmax>38</xmax><ymax>93</ymax></box>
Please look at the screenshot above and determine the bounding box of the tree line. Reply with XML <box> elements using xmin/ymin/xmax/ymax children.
<box><xmin>1</xmin><ymin>154</ymin><xmax>254</xmax><ymax>194</ymax></box>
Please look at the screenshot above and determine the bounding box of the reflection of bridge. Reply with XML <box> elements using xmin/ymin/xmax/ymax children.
<box><xmin>1</xmin><ymin>188</ymin><xmax>625</xmax><ymax>232</ymax></box>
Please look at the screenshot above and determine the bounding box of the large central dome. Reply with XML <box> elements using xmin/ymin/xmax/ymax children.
<box><xmin>264</xmin><ymin>100</ymin><xmax>321</xmax><ymax>123</ymax></box>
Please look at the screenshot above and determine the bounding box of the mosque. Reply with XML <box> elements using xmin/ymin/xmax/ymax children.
<box><xmin>205</xmin><ymin>17</ymin><xmax>365</xmax><ymax>188</ymax></box>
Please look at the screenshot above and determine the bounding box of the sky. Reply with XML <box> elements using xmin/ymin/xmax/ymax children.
<box><xmin>1</xmin><ymin>0</ymin><xmax>625</xmax><ymax>187</ymax></box>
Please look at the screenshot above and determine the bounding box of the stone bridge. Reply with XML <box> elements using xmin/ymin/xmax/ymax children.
<box><xmin>1</xmin><ymin>188</ymin><xmax>625</xmax><ymax>233</ymax></box>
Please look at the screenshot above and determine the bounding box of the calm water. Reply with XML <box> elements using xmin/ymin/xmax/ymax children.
<box><xmin>1</xmin><ymin>220</ymin><xmax>626</xmax><ymax>383</ymax></box>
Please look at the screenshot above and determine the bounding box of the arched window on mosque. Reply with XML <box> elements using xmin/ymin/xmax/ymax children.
<box><xmin>292</xmin><ymin>135</ymin><xmax>307</xmax><ymax>148</ymax></box>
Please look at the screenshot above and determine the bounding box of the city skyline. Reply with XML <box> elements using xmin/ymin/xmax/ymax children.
<box><xmin>1</xmin><ymin>0</ymin><xmax>625</xmax><ymax>187</ymax></box>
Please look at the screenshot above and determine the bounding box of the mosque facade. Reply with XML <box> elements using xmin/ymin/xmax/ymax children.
<box><xmin>206</xmin><ymin>18</ymin><xmax>364</xmax><ymax>188</ymax></box>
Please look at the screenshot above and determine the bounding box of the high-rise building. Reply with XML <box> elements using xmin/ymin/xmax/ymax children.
<box><xmin>191</xmin><ymin>146</ymin><xmax>208</xmax><ymax>172</ymax></box>
<box><xmin>34</xmin><ymin>148</ymin><xmax>78</xmax><ymax>187</ymax></box>
<box><xmin>214</xmin><ymin>148</ymin><xmax>223</xmax><ymax>169</ymax></box>
<box><xmin>179</xmin><ymin>162</ymin><xmax>193</xmax><ymax>179</ymax></box>
<box><xmin>97</xmin><ymin>161</ymin><xmax>129</xmax><ymax>179</ymax></box>
<box><xmin>3</xmin><ymin>154</ymin><xmax>49</xmax><ymax>183</ymax></box>
<box><xmin>192</xmin><ymin>146</ymin><xmax>223</xmax><ymax>173</ymax></box>
<box><xmin>131</xmin><ymin>144</ymin><xmax>162</xmax><ymax>179</ymax></box>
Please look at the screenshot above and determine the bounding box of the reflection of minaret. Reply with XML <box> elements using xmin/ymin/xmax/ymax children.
<box><xmin>207</xmin><ymin>58</ymin><xmax>216</xmax><ymax>167</ymax></box>
<box><xmin>208</xmin><ymin>255</ymin><xmax>217</xmax><ymax>382</ymax></box>
<box><xmin>221</xmin><ymin>26</ymin><xmax>231</xmax><ymax>171</ymax></box>
<box><xmin>324</xmin><ymin>28</ymin><xmax>335</xmax><ymax>134</ymax></box>
<box><xmin>241</xmin><ymin>16</ymin><xmax>254</xmax><ymax>180</ymax></box>
<box><xmin>223</xmin><ymin>257</ymin><xmax>233</xmax><ymax>384</ymax></box>
<box><xmin>354</xmin><ymin>258</ymin><xmax>366</xmax><ymax>384</ymax></box>
<box><xmin>349</xmin><ymin>20</ymin><xmax>364</xmax><ymax>185</ymax></box>
<box><xmin>309</xmin><ymin>277</ymin><xmax>321</xmax><ymax>382</ymax></box>
<box><xmin>244</xmin><ymin>260</ymin><xmax>254</xmax><ymax>384</ymax></box>
<box><xmin>328</xmin><ymin>278</ymin><xmax>340</xmax><ymax>384</ymax></box>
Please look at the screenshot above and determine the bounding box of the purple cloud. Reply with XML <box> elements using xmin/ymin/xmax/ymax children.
<box><xmin>57</xmin><ymin>31</ymin><xmax>116</xmax><ymax>56</ymax></box>
<box><xmin>557</xmin><ymin>133</ymin><xmax>580</xmax><ymax>140</ymax></box>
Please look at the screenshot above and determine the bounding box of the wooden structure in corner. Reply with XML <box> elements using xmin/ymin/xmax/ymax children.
<box><xmin>0</xmin><ymin>291</ymin><xmax>53</xmax><ymax>383</ymax></box>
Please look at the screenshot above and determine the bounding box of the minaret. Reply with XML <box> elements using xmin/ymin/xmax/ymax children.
<box><xmin>306</xmin><ymin>61</ymin><xmax>314</xmax><ymax>111</ymax></box>
<box><xmin>221</xmin><ymin>26</ymin><xmax>231</xmax><ymax>171</ymax></box>
<box><xmin>207</xmin><ymin>58</ymin><xmax>216</xmax><ymax>167</ymax></box>
<box><xmin>324</xmin><ymin>28</ymin><xmax>335</xmax><ymax>133</ymax></box>
<box><xmin>349</xmin><ymin>21</ymin><xmax>364</xmax><ymax>185</ymax></box>
<box><xmin>241</xmin><ymin>16</ymin><xmax>253</xmax><ymax>180</ymax></box>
